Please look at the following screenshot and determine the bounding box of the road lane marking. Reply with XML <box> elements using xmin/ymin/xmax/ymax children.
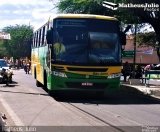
<box><xmin>0</xmin><ymin>94</ymin><xmax>24</xmax><ymax>126</ymax></box>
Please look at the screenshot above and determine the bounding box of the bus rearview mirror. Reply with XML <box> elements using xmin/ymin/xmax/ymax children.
<box><xmin>119</xmin><ymin>25</ymin><xmax>131</xmax><ymax>46</ymax></box>
<box><xmin>120</xmin><ymin>32</ymin><xmax>126</xmax><ymax>45</ymax></box>
<box><xmin>123</xmin><ymin>25</ymin><xmax>131</xmax><ymax>33</ymax></box>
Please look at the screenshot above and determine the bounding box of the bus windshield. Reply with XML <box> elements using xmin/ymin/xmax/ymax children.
<box><xmin>53</xmin><ymin>18</ymin><xmax>120</xmax><ymax>65</ymax></box>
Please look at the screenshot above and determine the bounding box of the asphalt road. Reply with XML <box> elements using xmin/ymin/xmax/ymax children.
<box><xmin>0</xmin><ymin>69</ymin><xmax>160</xmax><ymax>132</ymax></box>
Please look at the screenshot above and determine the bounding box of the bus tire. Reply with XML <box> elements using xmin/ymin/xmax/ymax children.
<box><xmin>48</xmin><ymin>90</ymin><xmax>52</xmax><ymax>96</ymax></box>
<box><xmin>48</xmin><ymin>90</ymin><xmax>58</xmax><ymax>98</ymax></box>
<box><xmin>43</xmin><ymin>70</ymin><xmax>47</xmax><ymax>90</ymax></box>
<box><xmin>36</xmin><ymin>80</ymin><xmax>42</xmax><ymax>87</ymax></box>
<box><xmin>34</xmin><ymin>67</ymin><xmax>36</xmax><ymax>79</ymax></box>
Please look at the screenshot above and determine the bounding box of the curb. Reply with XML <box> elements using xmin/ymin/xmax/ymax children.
<box><xmin>121</xmin><ymin>84</ymin><xmax>160</xmax><ymax>99</ymax></box>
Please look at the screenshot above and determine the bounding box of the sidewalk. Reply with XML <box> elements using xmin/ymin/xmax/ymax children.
<box><xmin>121</xmin><ymin>80</ymin><xmax>160</xmax><ymax>99</ymax></box>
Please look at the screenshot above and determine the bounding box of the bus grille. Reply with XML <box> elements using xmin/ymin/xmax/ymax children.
<box><xmin>53</xmin><ymin>66</ymin><xmax>65</xmax><ymax>71</ymax></box>
<box><xmin>66</xmin><ymin>82</ymin><xmax>107</xmax><ymax>89</ymax></box>
<box><xmin>67</xmin><ymin>67</ymin><xmax>108</xmax><ymax>72</ymax></box>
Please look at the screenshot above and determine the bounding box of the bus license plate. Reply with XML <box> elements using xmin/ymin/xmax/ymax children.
<box><xmin>81</xmin><ymin>82</ymin><xmax>93</xmax><ymax>86</ymax></box>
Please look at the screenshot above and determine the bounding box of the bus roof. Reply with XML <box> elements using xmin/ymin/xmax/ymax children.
<box><xmin>34</xmin><ymin>14</ymin><xmax>118</xmax><ymax>32</ymax></box>
<box><xmin>51</xmin><ymin>14</ymin><xmax>118</xmax><ymax>21</ymax></box>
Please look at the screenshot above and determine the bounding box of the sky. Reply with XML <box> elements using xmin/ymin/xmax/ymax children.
<box><xmin>0</xmin><ymin>0</ymin><xmax>154</xmax><ymax>33</ymax></box>
<box><xmin>0</xmin><ymin>0</ymin><xmax>58</xmax><ymax>31</ymax></box>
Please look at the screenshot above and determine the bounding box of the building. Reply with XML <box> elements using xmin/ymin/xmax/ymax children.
<box><xmin>122</xmin><ymin>35</ymin><xmax>159</xmax><ymax>65</ymax></box>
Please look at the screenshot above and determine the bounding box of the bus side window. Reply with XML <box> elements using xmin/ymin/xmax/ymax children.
<box><xmin>33</xmin><ymin>34</ymin><xmax>36</xmax><ymax>48</ymax></box>
<box><xmin>34</xmin><ymin>32</ymin><xmax>37</xmax><ymax>47</ymax></box>
<box><xmin>36</xmin><ymin>31</ymin><xmax>39</xmax><ymax>47</ymax></box>
<box><xmin>44</xmin><ymin>25</ymin><xmax>48</xmax><ymax>45</ymax></box>
<box><xmin>39</xmin><ymin>29</ymin><xmax>42</xmax><ymax>47</ymax></box>
<box><xmin>42</xmin><ymin>26</ymin><xmax>45</xmax><ymax>45</ymax></box>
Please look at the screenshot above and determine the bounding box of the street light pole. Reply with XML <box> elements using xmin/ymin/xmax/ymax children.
<box><xmin>133</xmin><ymin>24</ymin><xmax>137</xmax><ymax>78</ymax></box>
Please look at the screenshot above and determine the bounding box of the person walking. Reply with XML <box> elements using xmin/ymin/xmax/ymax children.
<box><xmin>122</xmin><ymin>61</ymin><xmax>131</xmax><ymax>82</ymax></box>
<box><xmin>135</xmin><ymin>65</ymin><xmax>143</xmax><ymax>79</ymax></box>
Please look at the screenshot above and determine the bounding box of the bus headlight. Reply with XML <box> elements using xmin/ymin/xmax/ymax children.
<box><xmin>53</xmin><ymin>71</ymin><xmax>67</xmax><ymax>78</ymax></box>
<box><xmin>108</xmin><ymin>73</ymin><xmax>122</xmax><ymax>79</ymax></box>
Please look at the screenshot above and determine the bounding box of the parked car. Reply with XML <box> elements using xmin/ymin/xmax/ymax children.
<box><xmin>0</xmin><ymin>59</ymin><xmax>13</xmax><ymax>84</ymax></box>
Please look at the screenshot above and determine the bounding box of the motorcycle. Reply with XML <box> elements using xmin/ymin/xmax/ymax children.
<box><xmin>24</xmin><ymin>64</ymin><xmax>30</xmax><ymax>74</ymax></box>
<box><xmin>0</xmin><ymin>68</ymin><xmax>13</xmax><ymax>86</ymax></box>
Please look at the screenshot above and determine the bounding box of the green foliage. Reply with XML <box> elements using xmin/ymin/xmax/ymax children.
<box><xmin>53</xmin><ymin>0</ymin><xmax>160</xmax><ymax>58</ymax></box>
<box><xmin>56</xmin><ymin>0</ymin><xmax>138</xmax><ymax>24</ymax></box>
<box><xmin>0</xmin><ymin>40</ymin><xmax>8</xmax><ymax>57</ymax></box>
<box><xmin>2</xmin><ymin>25</ymin><xmax>33</xmax><ymax>59</ymax></box>
<box><xmin>137</xmin><ymin>32</ymin><xmax>157</xmax><ymax>47</ymax></box>
<box><xmin>57</xmin><ymin>0</ymin><xmax>102</xmax><ymax>14</ymax></box>
<box><xmin>55</xmin><ymin>0</ymin><xmax>159</xmax><ymax>31</ymax></box>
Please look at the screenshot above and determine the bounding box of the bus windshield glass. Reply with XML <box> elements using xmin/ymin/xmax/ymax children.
<box><xmin>53</xmin><ymin>18</ymin><xmax>120</xmax><ymax>65</ymax></box>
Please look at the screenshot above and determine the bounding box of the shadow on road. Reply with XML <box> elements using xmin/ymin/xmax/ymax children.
<box><xmin>2</xmin><ymin>84</ymin><xmax>19</xmax><ymax>87</ymax></box>
<box><xmin>0</xmin><ymin>81</ymin><xmax>49</xmax><ymax>96</ymax></box>
<box><xmin>0</xmin><ymin>81</ymin><xmax>18</xmax><ymax>87</ymax></box>
<box><xmin>54</xmin><ymin>86</ymin><xmax>160</xmax><ymax>105</ymax></box>
<box><xmin>0</xmin><ymin>89</ymin><xmax>48</xmax><ymax>96</ymax></box>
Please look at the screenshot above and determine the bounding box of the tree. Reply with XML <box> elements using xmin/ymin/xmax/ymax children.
<box><xmin>53</xmin><ymin>0</ymin><xmax>160</xmax><ymax>58</ymax></box>
<box><xmin>128</xmin><ymin>0</ymin><xmax>160</xmax><ymax>43</ymax></box>
<box><xmin>55</xmin><ymin>0</ymin><xmax>139</xmax><ymax>23</ymax></box>
<box><xmin>2</xmin><ymin>25</ymin><xmax>33</xmax><ymax>59</ymax></box>
<box><xmin>136</xmin><ymin>32</ymin><xmax>157</xmax><ymax>47</ymax></box>
<box><xmin>0</xmin><ymin>40</ymin><xmax>8</xmax><ymax>57</ymax></box>
<box><xmin>54</xmin><ymin>0</ymin><xmax>159</xmax><ymax>40</ymax></box>
<box><xmin>127</xmin><ymin>0</ymin><xmax>160</xmax><ymax>58</ymax></box>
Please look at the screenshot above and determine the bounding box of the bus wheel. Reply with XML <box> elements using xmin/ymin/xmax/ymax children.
<box><xmin>48</xmin><ymin>90</ymin><xmax>58</xmax><ymax>98</ymax></box>
<box><xmin>48</xmin><ymin>90</ymin><xmax>54</xmax><ymax>96</ymax></box>
<box><xmin>34</xmin><ymin>68</ymin><xmax>36</xmax><ymax>79</ymax></box>
<box><xmin>36</xmin><ymin>80</ymin><xmax>42</xmax><ymax>87</ymax></box>
<box><xmin>43</xmin><ymin>70</ymin><xmax>47</xmax><ymax>90</ymax></box>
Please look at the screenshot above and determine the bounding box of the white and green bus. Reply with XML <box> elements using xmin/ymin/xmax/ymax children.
<box><xmin>31</xmin><ymin>14</ymin><xmax>126</xmax><ymax>95</ymax></box>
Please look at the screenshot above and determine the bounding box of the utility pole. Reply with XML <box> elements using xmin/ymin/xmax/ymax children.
<box><xmin>133</xmin><ymin>24</ymin><xmax>137</xmax><ymax>78</ymax></box>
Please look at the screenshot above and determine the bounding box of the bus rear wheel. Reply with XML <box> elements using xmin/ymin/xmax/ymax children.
<box><xmin>43</xmin><ymin>70</ymin><xmax>47</xmax><ymax>90</ymax></box>
<box><xmin>36</xmin><ymin>80</ymin><xmax>42</xmax><ymax>87</ymax></box>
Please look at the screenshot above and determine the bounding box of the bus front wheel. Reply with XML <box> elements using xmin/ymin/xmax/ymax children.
<box><xmin>48</xmin><ymin>90</ymin><xmax>59</xmax><ymax>98</ymax></box>
<box><xmin>43</xmin><ymin>70</ymin><xmax>47</xmax><ymax>90</ymax></box>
